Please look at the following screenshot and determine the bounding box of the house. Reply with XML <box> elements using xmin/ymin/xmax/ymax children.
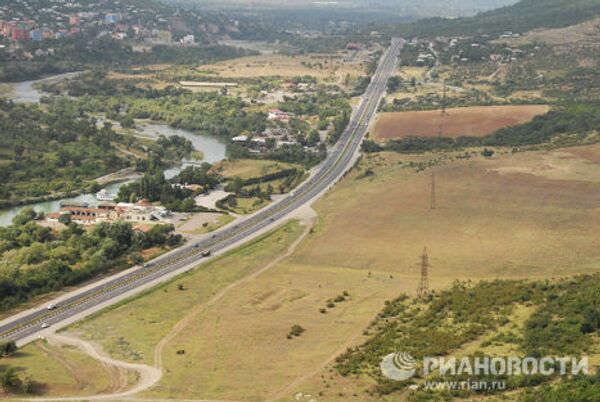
<box><xmin>180</xmin><ymin>34</ymin><xmax>195</xmax><ymax>45</ymax></box>
<box><xmin>231</xmin><ymin>135</ymin><xmax>248</xmax><ymax>143</ymax></box>
<box><xmin>267</xmin><ymin>109</ymin><xmax>293</xmax><ymax>122</ymax></box>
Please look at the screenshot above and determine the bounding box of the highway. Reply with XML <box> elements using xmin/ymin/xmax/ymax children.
<box><xmin>0</xmin><ymin>37</ymin><xmax>403</xmax><ymax>344</ymax></box>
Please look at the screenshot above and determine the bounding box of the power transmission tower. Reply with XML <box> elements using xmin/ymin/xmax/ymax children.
<box><xmin>430</xmin><ymin>170</ymin><xmax>436</xmax><ymax>210</ymax></box>
<box><xmin>417</xmin><ymin>247</ymin><xmax>430</xmax><ymax>300</ymax></box>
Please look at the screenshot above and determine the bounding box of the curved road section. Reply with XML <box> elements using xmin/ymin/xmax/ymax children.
<box><xmin>0</xmin><ymin>38</ymin><xmax>404</xmax><ymax>344</ymax></box>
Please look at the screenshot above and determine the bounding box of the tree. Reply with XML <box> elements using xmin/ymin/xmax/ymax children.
<box><xmin>0</xmin><ymin>367</ymin><xmax>21</xmax><ymax>392</ymax></box>
<box><xmin>0</xmin><ymin>341</ymin><xmax>17</xmax><ymax>357</ymax></box>
<box><xmin>12</xmin><ymin>208</ymin><xmax>37</xmax><ymax>226</ymax></box>
<box><xmin>481</xmin><ymin>148</ymin><xmax>495</xmax><ymax>158</ymax></box>
<box><xmin>387</xmin><ymin>76</ymin><xmax>401</xmax><ymax>92</ymax></box>
<box><xmin>225</xmin><ymin>177</ymin><xmax>244</xmax><ymax>195</ymax></box>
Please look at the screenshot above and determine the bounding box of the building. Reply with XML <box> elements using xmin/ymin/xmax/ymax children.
<box><xmin>231</xmin><ymin>135</ymin><xmax>249</xmax><ymax>143</ymax></box>
<box><xmin>55</xmin><ymin>29</ymin><xmax>69</xmax><ymax>39</ymax></box>
<box><xmin>42</xmin><ymin>29</ymin><xmax>54</xmax><ymax>40</ymax></box>
<box><xmin>267</xmin><ymin>109</ymin><xmax>293</xmax><ymax>122</ymax></box>
<box><xmin>12</xmin><ymin>24</ymin><xmax>29</xmax><ymax>42</ymax></box>
<box><xmin>180</xmin><ymin>34</ymin><xmax>195</xmax><ymax>45</ymax></box>
<box><xmin>69</xmin><ymin>15</ymin><xmax>79</xmax><ymax>26</ymax></box>
<box><xmin>29</xmin><ymin>29</ymin><xmax>42</xmax><ymax>42</ymax></box>
<box><xmin>49</xmin><ymin>199</ymin><xmax>169</xmax><ymax>226</ymax></box>
<box><xmin>105</xmin><ymin>13</ymin><xmax>121</xmax><ymax>24</ymax></box>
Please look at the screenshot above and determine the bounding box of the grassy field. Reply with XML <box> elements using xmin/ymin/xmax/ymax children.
<box><xmin>138</xmin><ymin>144</ymin><xmax>600</xmax><ymax>401</ymax></box>
<box><xmin>269</xmin><ymin>146</ymin><xmax>600</xmax><ymax>401</ymax></box>
<box><xmin>13</xmin><ymin>141</ymin><xmax>600</xmax><ymax>401</ymax></box>
<box><xmin>0</xmin><ymin>340</ymin><xmax>129</xmax><ymax>397</ymax></box>
<box><xmin>198</xmin><ymin>53</ymin><xmax>363</xmax><ymax>83</ymax></box>
<box><xmin>177</xmin><ymin>213</ymin><xmax>235</xmax><ymax>235</ymax></box>
<box><xmin>373</xmin><ymin>105</ymin><xmax>550</xmax><ymax>140</ymax></box>
<box><xmin>69</xmin><ymin>220</ymin><xmax>306</xmax><ymax>366</ymax></box>
<box><xmin>212</xmin><ymin>159</ymin><xmax>301</xmax><ymax>180</ymax></box>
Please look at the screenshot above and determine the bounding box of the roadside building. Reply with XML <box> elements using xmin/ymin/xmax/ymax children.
<box><xmin>49</xmin><ymin>199</ymin><xmax>169</xmax><ymax>226</ymax></box>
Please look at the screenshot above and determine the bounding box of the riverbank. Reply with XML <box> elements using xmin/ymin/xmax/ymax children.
<box><xmin>0</xmin><ymin>73</ymin><xmax>228</xmax><ymax>226</ymax></box>
<box><xmin>0</xmin><ymin>168</ymin><xmax>140</xmax><ymax>210</ymax></box>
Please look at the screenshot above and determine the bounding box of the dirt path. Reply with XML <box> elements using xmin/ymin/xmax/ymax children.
<box><xmin>37</xmin><ymin>342</ymin><xmax>88</xmax><ymax>391</ymax></box>
<box><xmin>153</xmin><ymin>213</ymin><xmax>316</xmax><ymax>369</ymax></box>
<box><xmin>24</xmin><ymin>333</ymin><xmax>161</xmax><ymax>401</ymax></box>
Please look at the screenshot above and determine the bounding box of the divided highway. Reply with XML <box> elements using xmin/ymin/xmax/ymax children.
<box><xmin>0</xmin><ymin>38</ymin><xmax>403</xmax><ymax>344</ymax></box>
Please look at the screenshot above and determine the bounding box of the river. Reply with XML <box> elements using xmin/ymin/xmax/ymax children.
<box><xmin>10</xmin><ymin>71</ymin><xmax>83</xmax><ymax>103</ymax></box>
<box><xmin>0</xmin><ymin>76</ymin><xmax>228</xmax><ymax>226</ymax></box>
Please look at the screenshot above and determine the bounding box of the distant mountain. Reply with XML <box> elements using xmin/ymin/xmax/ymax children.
<box><xmin>391</xmin><ymin>0</ymin><xmax>600</xmax><ymax>37</ymax></box>
<box><xmin>172</xmin><ymin>0</ymin><xmax>519</xmax><ymax>18</ymax></box>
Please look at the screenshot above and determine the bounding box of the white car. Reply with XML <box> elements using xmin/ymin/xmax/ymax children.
<box><xmin>41</xmin><ymin>323</ymin><xmax>50</xmax><ymax>329</ymax></box>
<box><xmin>46</xmin><ymin>303</ymin><xmax>56</xmax><ymax>310</ymax></box>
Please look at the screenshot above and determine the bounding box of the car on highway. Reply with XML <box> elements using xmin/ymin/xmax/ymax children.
<box><xmin>201</xmin><ymin>250</ymin><xmax>211</xmax><ymax>257</ymax></box>
<box><xmin>46</xmin><ymin>303</ymin><xmax>56</xmax><ymax>310</ymax></box>
<box><xmin>41</xmin><ymin>323</ymin><xmax>50</xmax><ymax>329</ymax></box>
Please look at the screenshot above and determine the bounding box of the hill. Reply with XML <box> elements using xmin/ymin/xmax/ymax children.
<box><xmin>390</xmin><ymin>0</ymin><xmax>600</xmax><ymax>37</ymax></box>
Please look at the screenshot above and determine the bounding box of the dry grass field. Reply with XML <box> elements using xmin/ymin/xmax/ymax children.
<box><xmin>491</xmin><ymin>16</ymin><xmax>600</xmax><ymax>46</ymax></box>
<box><xmin>70</xmin><ymin>221</ymin><xmax>306</xmax><ymax>366</ymax></box>
<box><xmin>198</xmin><ymin>53</ymin><xmax>364</xmax><ymax>83</ymax></box>
<box><xmin>15</xmin><ymin>141</ymin><xmax>600</xmax><ymax>401</ymax></box>
<box><xmin>111</xmin><ymin>144</ymin><xmax>600</xmax><ymax>401</ymax></box>
<box><xmin>211</xmin><ymin>159</ymin><xmax>301</xmax><ymax>180</ymax></box>
<box><xmin>150</xmin><ymin>145</ymin><xmax>600</xmax><ymax>401</ymax></box>
<box><xmin>373</xmin><ymin>105</ymin><xmax>550</xmax><ymax>140</ymax></box>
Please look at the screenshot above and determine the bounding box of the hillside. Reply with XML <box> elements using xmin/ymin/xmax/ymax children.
<box><xmin>390</xmin><ymin>0</ymin><xmax>600</xmax><ymax>37</ymax></box>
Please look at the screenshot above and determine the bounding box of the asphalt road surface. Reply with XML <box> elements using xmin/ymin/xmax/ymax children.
<box><xmin>0</xmin><ymin>38</ymin><xmax>404</xmax><ymax>344</ymax></box>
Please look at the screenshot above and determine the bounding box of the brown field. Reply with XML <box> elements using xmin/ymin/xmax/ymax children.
<box><xmin>374</xmin><ymin>105</ymin><xmax>549</xmax><ymax>141</ymax></box>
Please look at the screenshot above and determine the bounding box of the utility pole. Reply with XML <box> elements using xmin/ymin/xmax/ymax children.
<box><xmin>441</xmin><ymin>79</ymin><xmax>447</xmax><ymax>116</ymax></box>
<box><xmin>417</xmin><ymin>247</ymin><xmax>430</xmax><ymax>300</ymax></box>
<box><xmin>430</xmin><ymin>170</ymin><xmax>436</xmax><ymax>210</ymax></box>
